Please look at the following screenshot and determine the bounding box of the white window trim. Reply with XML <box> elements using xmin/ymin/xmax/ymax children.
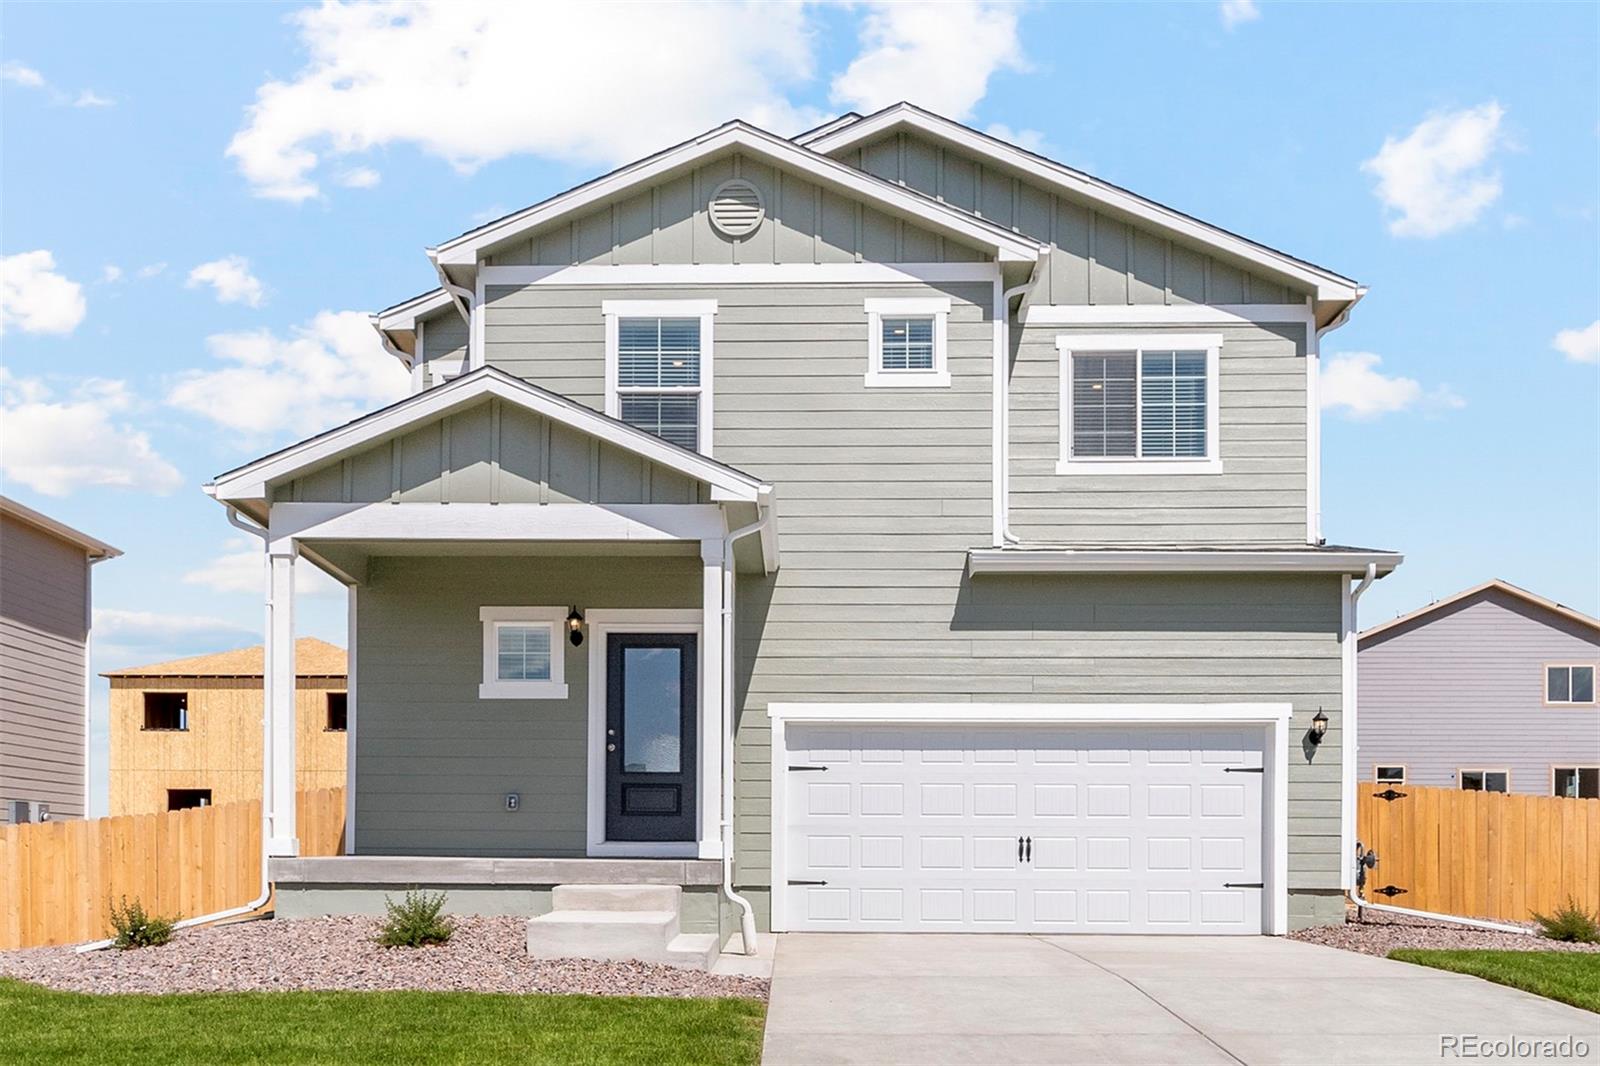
<box><xmin>1552</xmin><ymin>765</ymin><xmax>1600</xmax><ymax>798</ymax></box>
<box><xmin>1373</xmin><ymin>764</ymin><xmax>1406</xmax><ymax>785</ymax></box>
<box><xmin>479</xmin><ymin>606</ymin><xmax>569</xmax><ymax>700</ymax></box>
<box><xmin>602</xmin><ymin>299</ymin><xmax>716</xmax><ymax>457</ymax></box>
<box><xmin>863</xmin><ymin>296</ymin><xmax>951</xmax><ymax>388</ymax></box>
<box><xmin>1458</xmin><ymin>768</ymin><xmax>1510</xmax><ymax>793</ymax></box>
<box><xmin>1055</xmin><ymin>332</ymin><xmax>1223</xmax><ymax>475</ymax></box>
<box><xmin>1543</xmin><ymin>663</ymin><xmax>1597</xmax><ymax>706</ymax></box>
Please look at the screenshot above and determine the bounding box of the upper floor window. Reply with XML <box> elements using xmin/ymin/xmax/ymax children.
<box><xmin>143</xmin><ymin>692</ymin><xmax>188</xmax><ymax>731</ymax></box>
<box><xmin>864</xmin><ymin>297</ymin><xmax>950</xmax><ymax>388</ymax></box>
<box><xmin>326</xmin><ymin>692</ymin><xmax>348</xmax><ymax>732</ymax></box>
<box><xmin>603</xmin><ymin>300</ymin><xmax>715</xmax><ymax>454</ymax></box>
<box><xmin>1546</xmin><ymin>664</ymin><xmax>1596</xmax><ymax>705</ymax></box>
<box><xmin>1056</xmin><ymin>333</ymin><xmax>1222</xmax><ymax>475</ymax></box>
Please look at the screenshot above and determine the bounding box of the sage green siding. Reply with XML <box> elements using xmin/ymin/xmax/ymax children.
<box><xmin>842</xmin><ymin>131</ymin><xmax>1309</xmax><ymax>307</ymax></box>
<box><xmin>419</xmin><ymin>308</ymin><xmax>467</xmax><ymax>388</ymax></box>
<box><xmin>1010</xmin><ymin>320</ymin><xmax>1311</xmax><ymax>545</ymax></box>
<box><xmin>485</xmin><ymin>153</ymin><xmax>991</xmax><ymax>267</ymax></box>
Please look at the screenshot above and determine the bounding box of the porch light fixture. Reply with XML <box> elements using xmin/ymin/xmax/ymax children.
<box><xmin>1309</xmin><ymin>709</ymin><xmax>1328</xmax><ymax>746</ymax></box>
<box><xmin>567</xmin><ymin>607</ymin><xmax>585</xmax><ymax>646</ymax></box>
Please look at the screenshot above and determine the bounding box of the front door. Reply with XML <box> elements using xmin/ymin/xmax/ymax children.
<box><xmin>605</xmin><ymin>633</ymin><xmax>697</xmax><ymax>842</ymax></box>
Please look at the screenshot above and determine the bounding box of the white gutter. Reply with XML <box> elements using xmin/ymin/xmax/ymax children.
<box><xmin>78</xmin><ymin>506</ymin><xmax>276</xmax><ymax>951</ymax></box>
<box><xmin>719</xmin><ymin>506</ymin><xmax>771</xmax><ymax>955</ymax></box>
<box><xmin>996</xmin><ymin>256</ymin><xmax>1044</xmax><ymax>545</ymax></box>
<box><xmin>970</xmin><ymin>548</ymin><xmax>1402</xmax><ymax>576</ymax></box>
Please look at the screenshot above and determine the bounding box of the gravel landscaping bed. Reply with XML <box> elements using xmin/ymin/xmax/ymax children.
<box><xmin>0</xmin><ymin>916</ymin><xmax>768</xmax><ymax>1000</ymax></box>
<box><xmin>1290</xmin><ymin>908</ymin><xmax>1600</xmax><ymax>957</ymax></box>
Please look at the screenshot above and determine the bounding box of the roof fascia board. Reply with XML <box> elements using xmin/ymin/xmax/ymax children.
<box><xmin>0</xmin><ymin>496</ymin><xmax>121</xmax><ymax>558</ymax></box>
<box><xmin>1359</xmin><ymin>579</ymin><xmax>1600</xmax><ymax>641</ymax></box>
<box><xmin>433</xmin><ymin>124</ymin><xmax>1040</xmax><ymax>267</ymax></box>
<box><xmin>967</xmin><ymin>548</ymin><xmax>1403</xmax><ymax>577</ymax></box>
<box><xmin>792</xmin><ymin>112</ymin><xmax>865</xmax><ymax>146</ymax></box>
<box><xmin>809</xmin><ymin>106</ymin><xmax>1361</xmax><ymax>303</ymax></box>
<box><xmin>209</xmin><ymin>370</ymin><xmax>765</xmax><ymax>505</ymax></box>
<box><xmin>374</xmin><ymin>288</ymin><xmax>454</xmax><ymax>332</ymax></box>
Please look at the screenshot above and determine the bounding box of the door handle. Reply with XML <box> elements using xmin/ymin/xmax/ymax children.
<box><xmin>1018</xmin><ymin>836</ymin><xmax>1025</xmax><ymax>862</ymax></box>
<box><xmin>606</xmin><ymin>743</ymin><xmax>616</xmax><ymax>752</ymax></box>
<box><xmin>1024</xmin><ymin>836</ymin><xmax>1032</xmax><ymax>862</ymax></box>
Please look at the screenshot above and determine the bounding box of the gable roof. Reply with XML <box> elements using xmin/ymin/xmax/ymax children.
<box><xmin>0</xmin><ymin>495</ymin><xmax>121</xmax><ymax>559</ymax></box>
<box><xmin>803</xmin><ymin>102</ymin><xmax>1364</xmax><ymax>318</ymax></box>
<box><xmin>1360</xmin><ymin>579</ymin><xmax>1600</xmax><ymax>643</ymax></box>
<box><xmin>206</xmin><ymin>366</ymin><xmax>771</xmax><ymax>508</ymax></box>
<box><xmin>104</xmin><ymin>637</ymin><xmax>346</xmax><ymax>679</ymax></box>
<box><xmin>430</xmin><ymin>120</ymin><xmax>1044</xmax><ymax>270</ymax></box>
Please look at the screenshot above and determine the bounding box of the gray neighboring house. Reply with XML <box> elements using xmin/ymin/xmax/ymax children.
<box><xmin>1359</xmin><ymin>580</ymin><xmax>1600</xmax><ymax>798</ymax></box>
<box><xmin>205</xmin><ymin>103</ymin><xmax>1401</xmax><ymax>959</ymax></box>
<box><xmin>0</xmin><ymin>496</ymin><xmax>120</xmax><ymax>824</ymax></box>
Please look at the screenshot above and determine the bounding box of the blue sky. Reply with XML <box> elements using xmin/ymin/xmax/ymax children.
<box><xmin>2</xmin><ymin>2</ymin><xmax>1596</xmax><ymax>814</ymax></box>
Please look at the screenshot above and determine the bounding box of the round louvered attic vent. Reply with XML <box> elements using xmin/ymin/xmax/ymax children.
<box><xmin>708</xmin><ymin>179</ymin><xmax>765</xmax><ymax>238</ymax></box>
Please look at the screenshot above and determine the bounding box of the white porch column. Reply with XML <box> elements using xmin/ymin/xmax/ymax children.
<box><xmin>699</xmin><ymin>538</ymin><xmax>726</xmax><ymax>859</ymax></box>
<box><xmin>265</xmin><ymin>543</ymin><xmax>300</xmax><ymax>856</ymax></box>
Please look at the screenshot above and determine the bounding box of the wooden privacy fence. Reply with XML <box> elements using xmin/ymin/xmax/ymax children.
<box><xmin>1358</xmin><ymin>784</ymin><xmax>1600</xmax><ymax>923</ymax></box>
<box><xmin>0</xmin><ymin>788</ymin><xmax>344</xmax><ymax>950</ymax></box>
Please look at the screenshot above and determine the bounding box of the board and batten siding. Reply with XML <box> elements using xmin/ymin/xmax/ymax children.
<box><xmin>0</xmin><ymin>511</ymin><xmax>90</xmax><ymax>822</ymax></box>
<box><xmin>1359</xmin><ymin>588</ymin><xmax>1600</xmax><ymax>795</ymax></box>
<box><xmin>840</xmin><ymin>130</ymin><xmax>1309</xmax><ymax>308</ymax></box>
<box><xmin>1010</xmin><ymin>320</ymin><xmax>1311</xmax><ymax>545</ymax></box>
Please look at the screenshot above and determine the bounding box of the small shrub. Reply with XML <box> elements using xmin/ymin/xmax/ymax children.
<box><xmin>376</xmin><ymin>888</ymin><xmax>455</xmax><ymax>948</ymax></box>
<box><xmin>107</xmin><ymin>896</ymin><xmax>177</xmax><ymax>949</ymax></box>
<box><xmin>1531</xmin><ymin>900</ymin><xmax>1600</xmax><ymax>943</ymax></box>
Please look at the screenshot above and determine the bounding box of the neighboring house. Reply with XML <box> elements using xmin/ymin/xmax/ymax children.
<box><xmin>0</xmin><ymin>496</ymin><xmax>120</xmax><ymax>824</ymax></box>
<box><xmin>105</xmin><ymin>638</ymin><xmax>347</xmax><ymax>815</ymax></box>
<box><xmin>204</xmin><ymin>102</ymin><xmax>1400</xmax><ymax>955</ymax></box>
<box><xmin>1359</xmin><ymin>580</ymin><xmax>1600</xmax><ymax>798</ymax></box>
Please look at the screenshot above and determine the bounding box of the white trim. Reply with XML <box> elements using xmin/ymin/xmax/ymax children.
<box><xmin>209</xmin><ymin>370</ymin><xmax>767</xmax><ymax>505</ymax></box>
<box><xmin>863</xmin><ymin>296</ymin><xmax>950</xmax><ymax>388</ymax></box>
<box><xmin>968</xmin><ymin>548</ymin><xmax>1403</xmax><ymax>576</ymax></box>
<box><xmin>373</xmin><ymin>288</ymin><xmax>454</xmax><ymax>333</ymax></box>
<box><xmin>479</xmin><ymin>606</ymin><xmax>568</xmax><ymax>700</ymax></box>
<box><xmin>1055</xmin><ymin>333</ymin><xmax>1223</xmax><ymax>476</ymax></box>
<box><xmin>479</xmin><ymin>262</ymin><xmax>1001</xmax><ymax>287</ymax></box>
<box><xmin>804</xmin><ymin>104</ymin><xmax>1362</xmax><ymax>305</ymax></box>
<box><xmin>269</xmin><ymin>501</ymin><xmax>726</xmax><ymax>549</ymax></box>
<box><xmin>1023</xmin><ymin>304</ymin><xmax>1315</xmax><ymax>327</ymax></box>
<box><xmin>344</xmin><ymin>586</ymin><xmax>358</xmax><ymax>854</ymax></box>
<box><xmin>433</xmin><ymin>123</ymin><xmax>1042</xmax><ymax>266</ymax></box>
<box><xmin>990</xmin><ymin>277</ymin><xmax>1005</xmax><ymax>546</ymax></box>
<box><xmin>584</xmin><ymin>609</ymin><xmax>710</xmax><ymax>858</ymax></box>
<box><xmin>766</xmin><ymin>701</ymin><xmax>1292</xmax><ymax>937</ymax></box>
<box><xmin>602</xmin><ymin>300</ymin><xmax>716</xmax><ymax>458</ymax></box>
<box><xmin>1339</xmin><ymin>574</ymin><xmax>1355</xmax><ymax>887</ymax></box>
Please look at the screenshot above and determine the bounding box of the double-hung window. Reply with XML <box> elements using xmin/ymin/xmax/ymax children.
<box><xmin>1545</xmin><ymin>664</ymin><xmax>1596</xmax><ymax>705</ymax></box>
<box><xmin>603</xmin><ymin>300</ymin><xmax>715</xmax><ymax>454</ymax></box>
<box><xmin>863</xmin><ymin>297</ymin><xmax>950</xmax><ymax>387</ymax></box>
<box><xmin>479</xmin><ymin>607</ymin><xmax>569</xmax><ymax>699</ymax></box>
<box><xmin>1057</xmin><ymin>333</ymin><xmax>1222</xmax><ymax>474</ymax></box>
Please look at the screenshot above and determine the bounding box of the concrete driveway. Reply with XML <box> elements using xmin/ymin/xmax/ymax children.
<box><xmin>761</xmin><ymin>934</ymin><xmax>1600</xmax><ymax>1065</ymax></box>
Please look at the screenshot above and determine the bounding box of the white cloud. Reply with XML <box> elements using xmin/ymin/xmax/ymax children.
<box><xmin>1320</xmin><ymin>352</ymin><xmax>1465</xmax><ymax>420</ymax></box>
<box><xmin>101</xmin><ymin>264</ymin><xmax>124</xmax><ymax>283</ymax></box>
<box><xmin>1552</xmin><ymin>320</ymin><xmax>1600</xmax><ymax>364</ymax></box>
<box><xmin>338</xmin><ymin>166</ymin><xmax>381</xmax><ymax>189</ymax></box>
<box><xmin>0</xmin><ymin>369</ymin><xmax>183</xmax><ymax>495</ymax></box>
<box><xmin>182</xmin><ymin>536</ymin><xmax>343</xmax><ymax>598</ymax></box>
<box><xmin>1</xmin><ymin>61</ymin><xmax>44</xmax><ymax>88</ymax></box>
<box><xmin>830</xmin><ymin>1</ymin><xmax>1025</xmax><ymax>119</ymax></box>
<box><xmin>92</xmin><ymin>608</ymin><xmax>260</xmax><ymax>669</ymax></box>
<box><xmin>186</xmin><ymin>255</ymin><xmax>265</xmax><ymax>307</ymax></box>
<box><xmin>1362</xmin><ymin>102</ymin><xmax>1506</xmax><ymax>238</ymax></box>
<box><xmin>1219</xmin><ymin>0</ymin><xmax>1260</xmax><ymax>29</ymax></box>
<box><xmin>227</xmin><ymin>0</ymin><xmax>822</xmax><ymax>201</ymax></box>
<box><xmin>136</xmin><ymin>261</ymin><xmax>168</xmax><ymax>279</ymax></box>
<box><xmin>73</xmin><ymin>89</ymin><xmax>115</xmax><ymax>108</ymax></box>
<box><xmin>985</xmin><ymin>123</ymin><xmax>1051</xmax><ymax>156</ymax></box>
<box><xmin>166</xmin><ymin>309</ymin><xmax>408</xmax><ymax>438</ymax></box>
<box><xmin>0</xmin><ymin>250</ymin><xmax>87</xmax><ymax>335</ymax></box>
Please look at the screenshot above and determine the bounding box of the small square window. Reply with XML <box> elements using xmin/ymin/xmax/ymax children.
<box><xmin>143</xmin><ymin>692</ymin><xmax>188</xmax><ymax>731</ymax></box>
<box><xmin>1547</xmin><ymin>665</ymin><xmax>1596</xmax><ymax>704</ymax></box>
<box><xmin>1460</xmin><ymin>770</ymin><xmax>1508</xmax><ymax>793</ymax></box>
<box><xmin>326</xmin><ymin>692</ymin><xmax>348</xmax><ymax>732</ymax></box>
<box><xmin>864</xmin><ymin>298</ymin><xmax>949</xmax><ymax>387</ymax></box>
<box><xmin>1375</xmin><ymin>766</ymin><xmax>1405</xmax><ymax>785</ymax></box>
<box><xmin>497</xmin><ymin>624</ymin><xmax>552</xmax><ymax>682</ymax></box>
<box><xmin>479</xmin><ymin>607</ymin><xmax>569</xmax><ymax>699</ymax></box>
<box><xmin>1554</xmin><ymin>767</ymin><xmax>1600</xmax><ymax>799</ymax></box>
<box><xmin>167</xmin><ymin>788</ymin><xmax>211</xmax><ymax>811</ymax></box>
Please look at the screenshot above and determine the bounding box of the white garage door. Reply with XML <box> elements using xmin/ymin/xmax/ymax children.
<box><xmin>782</xmin><ymin>724</ymin><xmax>1267</xmax><ymax>934</ymax></box>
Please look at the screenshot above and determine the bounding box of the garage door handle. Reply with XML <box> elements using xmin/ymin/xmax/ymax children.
<box><xmin>1223</xmin><ymin>882</ymin><xmax>1264</xmax><ymax>889</ymax></box>
<box><xmin>1224</xmin><ymin>767</ymin><xmax>1264</xmax><ymax>774</ymax></box>
<box><xmin>787</xmin><ymin>879</ymin><xmax>828</xmax><ymax>886</ymax></box>
<box><xmin>1024</xmin><ymin>836</ymin><xmax>1032</xmax><ymax>862</ymax></box>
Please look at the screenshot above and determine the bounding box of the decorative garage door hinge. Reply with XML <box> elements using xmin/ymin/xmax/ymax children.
<box><xmin>787</xmin><ymin>765</ymin><xmax>829</xmax><ymax>772</ymax></box>
<box><xmin>1223</xmin><ymin>882</ymin><xmax>1264</xmax><ymax>889</ymax></box>
<box><xmin>1223</xmin><ymin>767</ymin><xmax>1265</xmax><ymax>773</ymax></box>
<box><xmin>787</xmin><ymin>879</ymin><xmax>828</xmax><ymax>886</ymax></box>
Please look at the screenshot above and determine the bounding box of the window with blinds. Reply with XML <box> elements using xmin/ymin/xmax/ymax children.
<box><xmin>879</xmin><ymin>316</ymin><xmax>936</xmax><ymax>371</ymax></box>
<box><xmin>1064</xmin><ymin>340</ymin><xmax>1215</xmax><ymax>467</ymax></box>
<box><xmin>616</xmin><ymin>317</ymin><xmax>702</xmax><ymax>450</ymax></box>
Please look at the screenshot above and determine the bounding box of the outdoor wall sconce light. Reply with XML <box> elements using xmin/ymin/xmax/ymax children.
<box><xmin>567</xmin><ymin>607</ymin><xmax>585</xmax><ymax>646</ymax></box>
<box><xmin>1309</xmin><ymin>709</ymin><xmax>1329</xmax><ymax>746</ymax></box>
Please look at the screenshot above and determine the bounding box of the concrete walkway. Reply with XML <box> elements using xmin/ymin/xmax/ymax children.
<box><xmin>761</xmin><ymin>934</ymin><xmax>1600</xmax><ymax>1065</ymax></box>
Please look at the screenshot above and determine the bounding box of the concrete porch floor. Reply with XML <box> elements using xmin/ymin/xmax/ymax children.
<box><xmin>761</xmin><ymin>933</ymin><xmax>1600</xmax><ymax>1065</ymax></box>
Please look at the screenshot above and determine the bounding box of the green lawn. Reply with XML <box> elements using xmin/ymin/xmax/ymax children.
<box><xmin>1388</xmin><ymin>950</ymin><xmax>1600</xmax><ymax>1014</ymax></box>
<box><xmin>0</xmin><ymin>979</ymin><xmax>766</xmax><ymax>1066</ymax></box>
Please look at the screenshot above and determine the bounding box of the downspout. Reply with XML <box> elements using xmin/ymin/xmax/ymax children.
<box><xmin>720</xmin><ymin>505</ymin><xmax>771</xmax><ymax>955</ymax></box>
<box><xmin>78</xmin><ymin>505</ymin><xmax>276</xmax><ymax>951</ymax></box>
<box><xmin>996</xmin><ymin>256</ymin><xmax>1044</xmax><ymax>545</ymax></box>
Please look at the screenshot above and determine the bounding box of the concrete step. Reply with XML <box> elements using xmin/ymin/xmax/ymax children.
<box><xmin>664</xmin><ymin>932</ymin><xmax>721</xmax><ymax>970</ymax></box>
<box><xmin>551</xmin><ymin>883</ymin><xmax>682</xmax><ymax>913</ymax></box>
<box><xmin>526</xmin><ymin>909</ymin><xmax>680</xmax><ymax>961</ymax></box>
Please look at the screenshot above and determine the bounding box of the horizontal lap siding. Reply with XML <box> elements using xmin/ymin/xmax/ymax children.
<box><xmin>1010</xmin><ymin>320</ymin><xmax>1310</xmax><ymax>545</ymax></box>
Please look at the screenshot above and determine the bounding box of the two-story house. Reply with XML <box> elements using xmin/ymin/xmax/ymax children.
<box><xmin>204</xmin><ymin>105</ymin><xmax>1399</xmax><ymax>962</ymax></box>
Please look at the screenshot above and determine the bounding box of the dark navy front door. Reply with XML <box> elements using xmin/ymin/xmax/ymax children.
<box><xmin>605</xmin><ymin>633</ymin><xmax>697</xmax><ymax>842</ymax></box>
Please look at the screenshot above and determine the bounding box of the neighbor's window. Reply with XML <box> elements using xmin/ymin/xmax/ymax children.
<box><xmin>479</xmin><ymin>607</ymin><xmax>569</xmax><ymax>700</ymax></box>
<box><xmin>167</xmin><ymin>788</ymin><xmax>211</xmax><ymax>811</ymax></box>
<box><xmin>864</xmin><ymin>297</ymin><xmax>950</xmax><ymax>387</ymax></box>
<box><xmin>1057</xmin><ymin>333</ymin><xmax>1222</xmax><ymax>473</ymax></box>
<box><xmin>1460</xmin><ymin>769</ymin><xmax>1508</xmax><ymax>793</ymax></box>
<box><xmin>326</xmin><ymin>692</ymin><xmax>348</xmax><ymax>732</ymax></box>
<box><xmin>604</xmin><ymin>300</ymin><xmax>715</xmax><ymax>454</ymax></box>
<box><xmin>1554</xmin><ymin>767</ymin><xmax>1600</xmax><ymax>799</ymax></box>
<box><xmin>1546</xmin><ymin>665</ymin><xmax>1596</xmax><ymax>704</ymax></box>
<box><xmin>143</xmin><ymin>692</ymin><xmax>188</xmax><ymax>731</ymax></box>
<box><xmin>1375</xmin><ymin>766</ymin><xmax>1405</xmax><ymax>785</ymax></box>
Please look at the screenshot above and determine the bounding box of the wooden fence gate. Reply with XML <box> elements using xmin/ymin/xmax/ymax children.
<box><xmin>1357</xmin><ymin>784</ymin><xmax>1600</xmax><ymax>923</ymax></box>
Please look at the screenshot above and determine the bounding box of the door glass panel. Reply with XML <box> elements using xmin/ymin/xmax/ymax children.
<box><xmin>623</xmin><ymin>646</ymin><xmax>681</xmax><ymax>773</ymax></box>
